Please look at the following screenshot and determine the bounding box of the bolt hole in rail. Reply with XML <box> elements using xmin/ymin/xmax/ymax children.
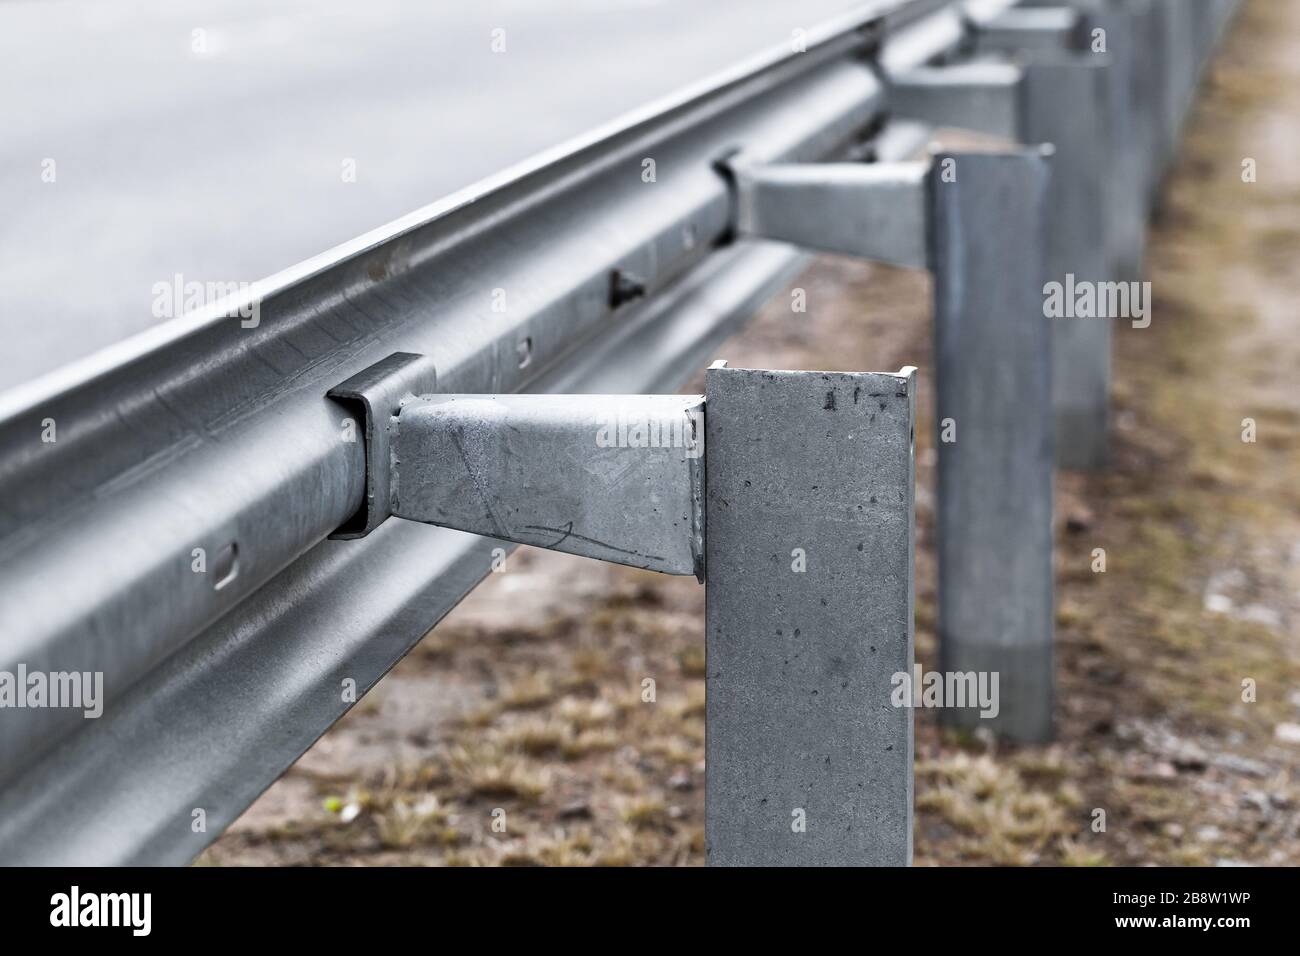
<box><xmin>0</xmin><ymin>0</ymin><xmax>1240</xmax><ymax>866</ymax></box>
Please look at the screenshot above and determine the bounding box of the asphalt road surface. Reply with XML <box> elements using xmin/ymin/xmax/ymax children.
<box><xmin>0</xmin><ymin>0</ymin><xmax>867</xmax><ymax>390</ymax></box>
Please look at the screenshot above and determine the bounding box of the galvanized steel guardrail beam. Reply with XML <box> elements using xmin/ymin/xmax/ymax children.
<box><xmin>0</xmin><ymin>0</ymin><xmax>1241</xmax><ymax>865</ymax></box>
<box><xmin>0</xmin><ymin>0</ymin><xmax>912</xmax><ymax>802</ymax></box>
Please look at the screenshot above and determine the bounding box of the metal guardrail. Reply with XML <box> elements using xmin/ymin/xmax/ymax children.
<box><xmin>0</xmin><ymin>0</ymin><xmax>1240</xmax><ymax>865</ymax></box>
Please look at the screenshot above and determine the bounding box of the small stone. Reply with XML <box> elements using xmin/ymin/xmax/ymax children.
<box><xmin>1212</xmin><ymin>753</ymin><xmax>1272</xmax><ymax>778</ymax></box>
<box><xmin>1242</xmin><ymin>604</ymin><xmax>1282</xmax><ymax>628</ymax></box>
<box><xmin>1240</xmin><ymin>791</ymin><xmax>1272</xmax><ymax>815</ymax></box>
<box><xmin>1065</xmin><ymin>508</ymin><xmax>1093</xmax><ymax>534</ymax></box>
<box><xmin>558</xmin><ymin>800</ymin><xmax>592</xmax><ymax>820</ymax></box>
<box><xmin>1208</xmin><ymin>568</ymin><xmax>1249</xmax><ymax>590</ymax></box>
<box><xmin>1275</xmin><ymin>723</ymin><xmax>1300</xmax><ymax>744</ymax></box>
<box><xmin>1204</xmin><ymin>593</ymin><xmax>1234</xmax><ymax>614</ymax></box>
<box><xmin>668</xmin><ymin>769</ymin><xmax>693</xmax><ymax>792</ymax></box>
<box><xmin>1172</xmin><ymin>751</ymin><xmax>1208</xmax><ymax>773</ymax></box>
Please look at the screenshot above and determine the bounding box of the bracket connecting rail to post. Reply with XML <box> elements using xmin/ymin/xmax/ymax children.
<box><xmin>327</xmin><ymin>356</ymin><xmax>919</xmax><ymax>865</ymax></box>
<box><xmin>969</xmin><ymin>7</ymin><xmax>1081</xmax><ymax>56</ymax></box>
<box><xmin>392</xmin><ymin>393</ymin><xmax>706</xmax><ymax>578</ymax></box>
<box><xmin>723</xmin><ymin>144</ymin><xmax>1055</xmax><ymax>742</ymax></box>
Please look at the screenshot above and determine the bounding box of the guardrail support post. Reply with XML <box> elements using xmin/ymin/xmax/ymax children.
<box><xmin>893</xmin><ymin>39</ymin><xmax>1113</xmax><ymax>469</ymax></box>
<box><xmin>966</xmin><ymin>14</ymin><xmax>1115</xmax><ymax>467</ymax></box>
<box><xmin>928</xmin><ymin>148</ymin><xmax>1055</xmax><ymax>743</ymax></box>
<box><xmin>335</xmin><ymin>357</ymin><xmax>918</xmax><ymax>865</ymax></box>
<box><xmin>1155</xmin><ymin>0</ymin><xmax>1199</xmax><ymax>165</ymax></box>
<box><xmin>725</xmin><ymin>144</ymin><xmax>1057</xmax><ymax>743</ymax></box>
<box><xmin>704</xmin><ymin>363</ymin><xmax>916</xmax><ymax>866</ymax></box>
<box><xmin>1017</xmin><ymin>0</ymin><xmax>1164</xmax><ymax>219</ymax></box>
<box><xmin>1073</xmin><ymin>0</ymin><xmax>1160</xmax><ymax>278</ymax></box>
<box><xmin>1021</xmin><ymin>55</ymin><xmax>1112</xmax><ymax>470</ymax></box>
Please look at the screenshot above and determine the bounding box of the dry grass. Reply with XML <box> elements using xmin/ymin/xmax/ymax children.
<box><xmin>916</xmin><ymin>753</ymin><xmax>1082</xmax><ymax>865</ymax></box>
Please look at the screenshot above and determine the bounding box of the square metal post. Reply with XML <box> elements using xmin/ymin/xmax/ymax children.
<box><xmin>928</xmin><ymin>149</ymin><xmax>1055</xmax><ymax>743</ymax></box>
<box><xmin>892</xmin><ymin>51</ymin><xmax>1114</xmax><ymax>469</ymax></box>
<box><xmin>705</xmin><ymin>365</ymin><xmax>916</xmax><ymax>866</ymax></box>
<box><xmin>1085</xmin><ymin>0</ymin><xmax>1161</xmax><ymax>275</ymax></box>
<box><xmin>1110</xmin><ymin>0</ymin><xmax>1172</xmax><ymax>212</ymax></box>
<box><xmin>1020</xmin><ymin>55</ymin><xmax>1114</xmax><ymax>469</ymax></box>
<box><xmin>1155</xmin><ymin>0</ymin><xmax>1198</xmax><ymax>165</ymax></box>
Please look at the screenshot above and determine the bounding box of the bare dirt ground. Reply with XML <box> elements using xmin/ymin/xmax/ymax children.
<box><xmin>201</xmin><ymin>0</ymin><xmax>1300</xmax><ymax>866</ymax></box>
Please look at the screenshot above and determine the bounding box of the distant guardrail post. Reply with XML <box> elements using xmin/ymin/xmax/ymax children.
<box><xmin>725</xmin><ymin>142</ymin><xmax>1056</xmax><ymax>744</ymax></box>
<box><xmin>952</xmin><ymin>0</ymin><xmax>1241</xmax><ymax>466</ymax></box>
<box><xmin>927</xmin><ymin>148</ymin><xmax>1056</xmax><ymax>743</ymax></box>
<box><xmin>1074</xmin><ymin>0</ymin><xmax>1160</xmax><ymax>276</ymax></box>
<box><xmin>704</xmin><ymin>363</ymin><xmax>916</xmax><ymax>866</ymax></box>
<box><xmin>960</xmin><ymin>11</ymin><xmax>1114</xmax><ymax>468</ymax></box>
<box><xmin>1156</xmin><ymin>0</ymin><xmax>1199</xmax><ymax>160</ymax></box>
<box><xmin>1141</xmin><ymin>0</ymin><xmax>1243</xmax><ymax>195</ymax></box>
<box><xmin>1021</xmin><ymin>55</ymin><xmax>1112</xmax><ymax>470</ymax></box>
